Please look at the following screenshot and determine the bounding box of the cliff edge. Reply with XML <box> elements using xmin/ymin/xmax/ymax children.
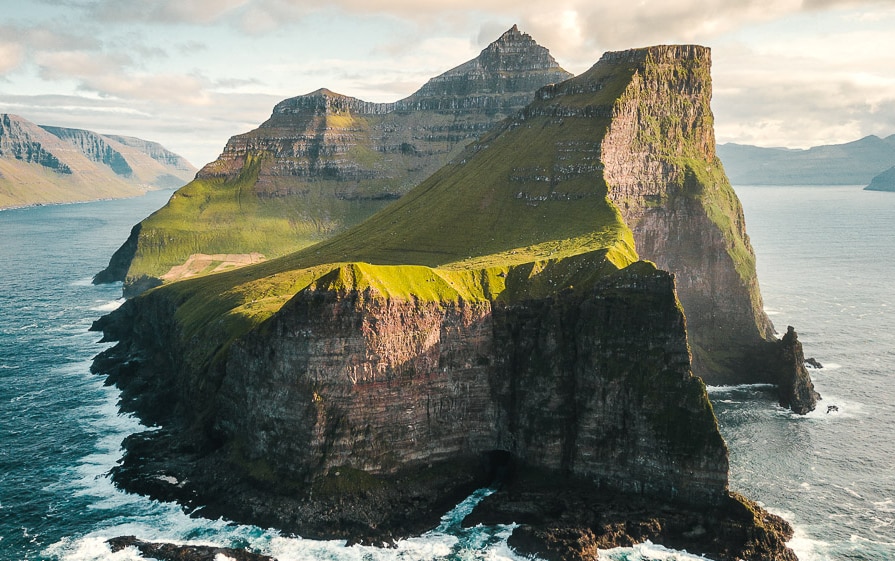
<box><xmin>91</xmin><ymin>45</ymin><xmax>798</xmax><ymax>560</ymax></box>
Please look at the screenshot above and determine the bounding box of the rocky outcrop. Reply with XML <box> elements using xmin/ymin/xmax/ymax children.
<box><xmin>94</xmin><ymin>258</ymin><xmax>726</xmax><ymax>502</ymax></box>
<box><xmin>466</xmin><ymin>481</ymin><xmax>796</xmax><ymax>561</ymax></box>
<box><xmin>107</xmin><ymin>536</ymin><xmax>275</xmax><ymax>561</ymax></box>
<box><xmin>0</xmin><ymin>114</ymin><xmax>196</xmax><ymax>208</ymax></box>
<box><xmin>93</xmin><ymin>259</ymin><xmax>782</xmax><ymax>558</ymax></box>
<box><xmin>96</xmin><ymin>26</ymin><xmax>573</xmax><ymax>290</ymax></box>
<box><xmin>865</xmin><ymin>165</ymin><xmax>895</xmax><ymax>192</ymax></box>
<box><xmin>744</xmin><ymin>326</ymin><xmax>819</xmax><ymax>415</ymax></box>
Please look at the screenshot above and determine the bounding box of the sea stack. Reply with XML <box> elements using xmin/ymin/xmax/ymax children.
<box><xmin>92</xmin><ymin>44</ymin><xmax>798</xmax><ymax>560</ymax></box>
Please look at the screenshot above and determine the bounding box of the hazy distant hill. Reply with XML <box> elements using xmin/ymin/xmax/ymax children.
<box><xmin>0</xmin><ymin>114</ymin><xmax>196</xmax><ymax>209</ymax></box>
<box><xmin>717</xmin><ymin>135</ymin><xmax>895</xmax><ymax>185</ymax></box>
<box><xmin>865</xmin><ymin>166</ymin><xmax>895</xmax><ymax>192</ymax></box>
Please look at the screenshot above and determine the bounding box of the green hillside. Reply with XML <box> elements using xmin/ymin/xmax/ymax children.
<box><xmin>141</xmin><ymin>56</ymin><xmax>644</xmax><ymax>362</ymax></box>
<box><xmin>97</xmin><ymin>26</ymin><xmax>574</xmax><ymax>294</ymax></box>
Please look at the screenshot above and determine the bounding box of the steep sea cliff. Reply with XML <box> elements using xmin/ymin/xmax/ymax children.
<box><xmin>90</xmin><ymin>45</ymin><xmax>802</xmax><ymax>560</ymax></box>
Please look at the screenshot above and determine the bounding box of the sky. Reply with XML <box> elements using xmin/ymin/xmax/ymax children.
<box><xmin>1</xmin><ymin>0</ymin><xmax>894</xmax><ymax>169</ymax></box>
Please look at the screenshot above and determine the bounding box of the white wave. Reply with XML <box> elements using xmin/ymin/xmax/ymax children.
<box><xmin>848</xmin><ymin>534</ymin><xmax>895</xmax><ymax>547</ymax></box>
<box><xmin>89</xmin><ymin>298</ymin><xmax>125</xmax><ymax>312</ymax></box>
<box><xmin>873</xmin><ymin>499</ymin><xmax>895</xmax><ymax>513</ymax></box>
<box><xmin>71</xmin><ymin>278</ymin><xmax>97</xmax><ymax>287</ymax></box>
<box><xmin>706</xmin><ymin>383</ymin><xmax>775</xmax><ymax>394</ymax></box>
<box><xmin>43</xmin><ymin>536</ymin><xmax>144</xmax><ymax>561</ymax></box>
<box><xmin>786</xmin><ymin>530</ymin><xmax>831</xmax><ymax>561</ymax></box>
<box><xmin>762</xmin><ymin>506</ymin><xmax>831</xmax><ymax>561</ymax></box>
<box><xmin>597</xmin><ymin>540</ymin><xmax>715</xmax><ymax>560</ymax></box>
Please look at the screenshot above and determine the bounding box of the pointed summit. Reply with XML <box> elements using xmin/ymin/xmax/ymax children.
<box><xmin>403</xmin><ymin>26</ymin><xmax>572</xmax><ymax>108</ymax></box>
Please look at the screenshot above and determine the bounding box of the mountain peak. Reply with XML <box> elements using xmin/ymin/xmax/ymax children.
<box><xmin>405</xmin><ymin>26</ymin><xmax>572</xmax><ymax>105</ymax></box>
<box><xmin>494</xmin><ymin>24</ymin><xmax>521</xmax><ymax>42</ymax></box>
<box><xmin>476</xmin><ymin>24</ymin><xmax>565</xmax><ymax>74</ymax></box>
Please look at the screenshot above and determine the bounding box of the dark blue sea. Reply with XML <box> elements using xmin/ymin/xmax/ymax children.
<box><xmin>0</xmin><ymin>185</ymin><xmax>892</xmax><ymax>560</ymax></box>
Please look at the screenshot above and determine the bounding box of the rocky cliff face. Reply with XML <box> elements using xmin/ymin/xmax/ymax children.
<box><xmin>210</xmin><ymin>261</ymin><xmax>725</xmax><ymax>507</ymax></box>
<box><xmin>0</xmin><ymin>114</ymin><xmax>197</xmax><ymax>209</ymax></box>
<box><xmin>587</xmin><ymin>47</ymin><xmax>815</xmax><ymax>404</ymax></box>
<box><xmin>39</xmin><ymin>125</ymin><xmax>135</xmax><ymax>177</ymax></box>
<box><xmin>201</xmin><ymin>25</ymin><xmax>572</xmax><ymax>190</ymax></box>
<box><xmin>105</xmin><ymin>134</ymin><xmax>195</xmax><ymax>176</ymax></box>
<box><xmin>0</xmin><ymin>114</ymin><xmax>74</xmax><ymax>174</ymax></box>
<box><xmin>97</xmin><ymin>26</ymin><xmax>573</xmax><ymax>291</ymax></box>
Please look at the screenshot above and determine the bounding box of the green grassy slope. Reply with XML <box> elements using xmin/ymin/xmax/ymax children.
<box><xmin>103</xmin><ymin>27</ymin><xmax>575</xmax><ymax>290</ymax></box>
<box><xmin>140</xmin><ymin>58</ymin><xmax>645</xmax><ymax>361</ymax></box>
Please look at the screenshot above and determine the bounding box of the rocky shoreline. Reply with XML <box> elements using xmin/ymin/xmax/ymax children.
<box><xmin>106</xmin><ymin>444</ymin><xmax>796</xmax><ymax>561</ymax></box>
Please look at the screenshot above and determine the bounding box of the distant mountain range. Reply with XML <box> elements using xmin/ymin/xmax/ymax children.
<box><xmin>717</xmin><ymin>134</ymin><xmax>895</xmax><ymax>185</ymax></box>
<box><xmin>0</xmin><ymin>114</ymin><xmax>196</xmax><ymax>209</ymax></box>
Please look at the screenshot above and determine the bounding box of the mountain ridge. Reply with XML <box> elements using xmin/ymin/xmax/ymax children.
<box><xmin>718</xmin><ymin>134</ymin><xmax>895</xmax><ymax>185</ymax></box>
<box><xmin>95</xmin><ymin>26</ymin><xmax>574</xmax><ymax>293</ymax></box>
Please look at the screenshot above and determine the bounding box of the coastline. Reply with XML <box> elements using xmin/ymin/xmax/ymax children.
<box><xmin>0</xmin><ymin>186</ymin><xmax>173</xmax><ymax>213</ymax></box>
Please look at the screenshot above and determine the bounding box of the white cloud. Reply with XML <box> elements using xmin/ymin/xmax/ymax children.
<box><xmin>712</xmin><ymin>21</ymin><xmax>895</xmax><ymax>149</ymax></box>
<box><xmin>89</xmin><ymin>0</ymin><xmax>251</xmax><ymax>24</ymax></box>
<box><xmin>34</xmin><ymin>50</ymin><xmax>130</xmax><ymax>81</ymax></box>
<box><xmin>0</xmin><ymin>42</ymin><xmax>24</xmax><ymax>74</ymax></box>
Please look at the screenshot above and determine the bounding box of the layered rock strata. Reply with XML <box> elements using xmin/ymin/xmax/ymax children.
<box><xmin>96</xmin><ymin>26</ymin><xmax>573</xmax><ymax>293</ymax></box>
<box><xmin>593</xmin><ymin>46</ymin><xmax>816</xmax><ymax>403</ymax></box>
<box><xmin>91</xmin><ymin>45</ymin><xmax>800</xmax><ymax>560</ymax></box>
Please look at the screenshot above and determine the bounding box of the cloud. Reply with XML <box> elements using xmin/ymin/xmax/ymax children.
<box><xmin>0</xmin><ymin>42</ymin><xmax>25</xmax><ymax>75</ymax></box>
<box><xmin>712</xmin><ymin>31</ymin><xmax>895</xmax><ymax>148</ymax></box>
<box><xmin>34</xmin><ymin>50</ymin><xmax>131</xmax><ymax>81</ymax></box>
<box><xmin>37</xmin><ymin>29</ymin><xmax>102</xmax><ymax>52</ymax></box>
<box><xmin>88</xmin><ymin>0</ymin><xmax>251</xmax><ymax>24</ymax></box>
<box><xmin>4</xmin><ymin>0</ymin><xmax>893</xmax><ymax>162</ymax></box>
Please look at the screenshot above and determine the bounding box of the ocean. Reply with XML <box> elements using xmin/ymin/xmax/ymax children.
<box><xmin>0</xmin><ymin>185</ymin><xmax>891</xmax><ymax>561</ymax></box>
